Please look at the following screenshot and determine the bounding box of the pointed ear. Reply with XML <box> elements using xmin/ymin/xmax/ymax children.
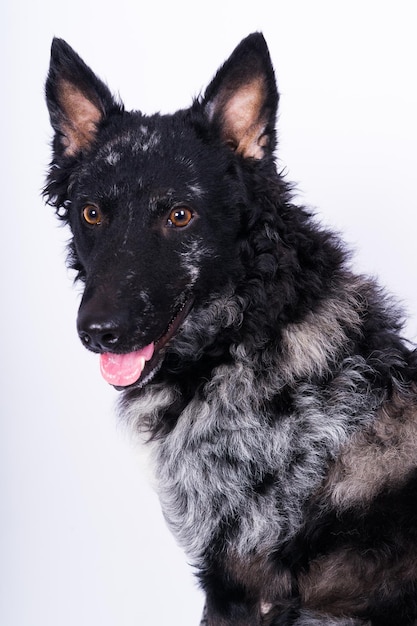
<box><xmin>202</xmin><ymin>33</ymin><xmax>279</xmax><ymax>160</ymax></box>
<box><xmin>45</xmin><ymin>38</ymin><xmax>120</xmax><ymax>158</ymax></box>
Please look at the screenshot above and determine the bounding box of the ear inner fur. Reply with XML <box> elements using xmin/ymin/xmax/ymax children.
<box><xmin>56</xmin><ymin>78</ymin><xmax>103</xmax><ymax>156</ymax></box>
<box><xmin>212</xmin><ymin>78</ymin><xmax>269</xmax><ymax>159</ymax></box>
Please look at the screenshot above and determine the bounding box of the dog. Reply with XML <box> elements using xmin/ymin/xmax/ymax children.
<box><xmin>44</xmin><ymin>33</ymin><xmax>417</xmax><ymax>625</ymax></box>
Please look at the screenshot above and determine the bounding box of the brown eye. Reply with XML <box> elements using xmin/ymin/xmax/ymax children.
<box><xmin>82</xmin><ymin>204</ymin><xmax>103</xmax><ymax>226</ymax></box>
<box><xmin>167</xmin><ymin>206</ymin><xmax>194</xmax><ymax>228</ymax></box>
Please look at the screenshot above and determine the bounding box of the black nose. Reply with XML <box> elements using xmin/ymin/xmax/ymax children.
<box><xmin>77</xmin><ymin>298</ymin><xmax>128</xmax><ymax>353</ymax></box>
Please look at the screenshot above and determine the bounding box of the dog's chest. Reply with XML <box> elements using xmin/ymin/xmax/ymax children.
<box><xmin>149</xmin><ymin>377</ymin><xmax>337</xmax><ymax>564</ymax></box>
<box><xmin>128</xmin><ymin>357</ymin><xmax>376</xmax><ymax>565</ymax></box>
<box><xmin>153</xmin><ymin>402</ymin><xmax>285</xmax><ymax>563</ymax></box>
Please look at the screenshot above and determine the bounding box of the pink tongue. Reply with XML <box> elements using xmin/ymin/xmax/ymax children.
<box><xmin>100</xmin><ymin>343</ymin><xmax>155</xmax><ymax>387</ymax></box>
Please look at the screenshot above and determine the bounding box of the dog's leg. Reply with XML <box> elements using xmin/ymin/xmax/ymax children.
<box><xmin>283</xmin><ymin>612</ymin><xmax>370</xmax><ymax>626</ymax></box>
<box><xmin>201</xmin><ymin>604</ymin><xmax>370</xmax><ymax>625</ymax></box>
<box><xmin>203</xmin><ymin>594</ymin><xmax>262</xmax><ymax>626</ymax></box>
<box><xmin>201</xmin><ymin>602</ymin><xmax>372</xmax><ymax>626</ymax></box>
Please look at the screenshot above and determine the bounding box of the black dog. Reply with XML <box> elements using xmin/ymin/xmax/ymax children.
<box><xmin>45</xmin><ymin>33</ymin><xmax>417</xmax><ymax>625</ymax></box>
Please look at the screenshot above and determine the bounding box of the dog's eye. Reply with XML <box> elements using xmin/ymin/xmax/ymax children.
<box><xmin>167</xmin><ymin>207</ymin><xmax>194</xmax><ymax>228</ymax></box>
<box><xmin>82</xmin><ymin>204</ymin><xmax>103</xmax><ymax>226</ymax></box>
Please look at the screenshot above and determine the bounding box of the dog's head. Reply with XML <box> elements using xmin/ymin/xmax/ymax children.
<box><xmin>44</xmin><ymin>33</ymin><xmax>279</xmax><ymax>389</ymax></box>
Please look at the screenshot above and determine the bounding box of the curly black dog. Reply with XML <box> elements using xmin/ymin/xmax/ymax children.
<box><xmin>44</xmin><ymin>33</ymin><xmax>417</xmax><ymax>625</ymax></box>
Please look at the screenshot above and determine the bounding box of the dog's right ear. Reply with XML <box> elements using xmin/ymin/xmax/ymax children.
<box><xmin>45</xmin><ymin>38</ymin><xmax>120</xmax><ymax>158</ymax></box>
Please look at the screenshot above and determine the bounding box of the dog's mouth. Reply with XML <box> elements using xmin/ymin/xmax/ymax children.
<box><xmin>99</xmin><ymin>297</ymin><xmax>194</xmax><ymax>390</ymax></box>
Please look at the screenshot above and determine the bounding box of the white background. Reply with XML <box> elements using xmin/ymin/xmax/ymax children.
<box><xmin>1</xmin><ymin>1</ymin><xmax>416</xmax><ymax>625</ymax></box>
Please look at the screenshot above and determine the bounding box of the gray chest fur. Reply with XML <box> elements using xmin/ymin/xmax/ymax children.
<box><xmin>126</xmin><ymin>352</ymin><xmax>378</xmax><ymax>566</ymax></box>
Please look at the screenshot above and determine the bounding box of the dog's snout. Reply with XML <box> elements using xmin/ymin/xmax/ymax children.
<box><xmin>77</xmin><ymin>299</ymin><xmax>128</xmax><ymax>353</ymax></box>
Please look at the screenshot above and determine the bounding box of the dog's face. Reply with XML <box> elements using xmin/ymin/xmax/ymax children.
<box><xmin>45</xmin><ymin>34</ymin><xmax>278</xmax><ymax>389</ymax></box>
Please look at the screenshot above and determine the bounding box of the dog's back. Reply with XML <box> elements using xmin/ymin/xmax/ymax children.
<box><xmin>45</xmin><ymin>33</ymin><xmax>417</xmax><ymax>625</ymax></box>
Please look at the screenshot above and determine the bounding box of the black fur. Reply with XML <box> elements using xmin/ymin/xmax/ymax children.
<box><xmin>45</xmin><ymin>34</ymin><xmax>417</xmax><ymax>625</ymax></box>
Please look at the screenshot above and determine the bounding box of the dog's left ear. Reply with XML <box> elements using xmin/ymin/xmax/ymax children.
<box><xmin>203</xmin><ymin>33</ymin><xmax>279</xmax><ymax>160</ymax></box>
<box><xmin>45</xmin><ymin>38</ymin><xmax>120</xmax><ymax>158</ymax></box>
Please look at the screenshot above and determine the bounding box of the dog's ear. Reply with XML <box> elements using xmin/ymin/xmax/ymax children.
<box><xmin>45</xmin><ymin>38</ymin><xmax>120</xmax><ymax>158</ymax></box>
<box><xmin>203</xmin><ymin>33</ymin><xmax>279</xmax><ymax>160</ymax></box>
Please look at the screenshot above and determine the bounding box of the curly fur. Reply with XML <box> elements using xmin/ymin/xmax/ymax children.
<box><xmin>45</xmin><ymin>33</ymin><xmax>417</xmax><ymax>625</ymax></box>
